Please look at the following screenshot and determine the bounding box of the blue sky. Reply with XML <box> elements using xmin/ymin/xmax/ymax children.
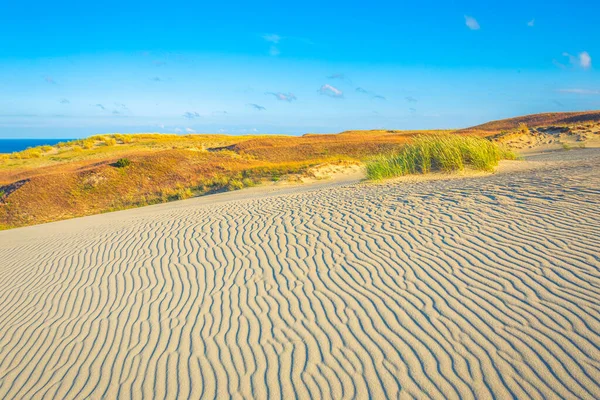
<box><xmin>0</xmin><ymin>0</ymin><xmax>598</xmax><ymax>138</ymax></box>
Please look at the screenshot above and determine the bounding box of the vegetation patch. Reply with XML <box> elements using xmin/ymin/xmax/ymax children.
<box><xmin>0</xmin><ymin>129</ymin><xmax>518</xmax><ymax>229</ymax></box>
<box><xmin>366</xmin><ymin>134</ymin><xmax>517</xmax><ymax>180</ymax></box>
<box><xmin>114</xmin><ymin>158</ymin><xmax>132</xmax><ymax>168</ymax></box>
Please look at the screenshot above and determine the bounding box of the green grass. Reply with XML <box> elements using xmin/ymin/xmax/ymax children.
<box><xmin>366</xmin><ymin>134</ymin><xmax>517</xmax><ymax>180</ymax></box>
<box><xmin>114</xmin><ymin>158</ymin><xmax>131</xmax><ymax>168</ymax></box>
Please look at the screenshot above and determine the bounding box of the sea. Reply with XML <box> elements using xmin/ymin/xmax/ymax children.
<box><xmin>0</xmin><ymin>139</ymin><xmax>74</xmax><ymax>154</ymax></box>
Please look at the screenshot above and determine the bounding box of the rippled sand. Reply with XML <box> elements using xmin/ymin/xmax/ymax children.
<box><xmin>0</xmin><ymin>150</ymin><xmax>599</xmax><ymax>399</ymax></box>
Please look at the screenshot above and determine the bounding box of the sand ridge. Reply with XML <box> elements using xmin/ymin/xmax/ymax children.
<box><xmin>0</xmin><ymin>150</ymin><xmax>599</xmax><ymax>399</ymax></box>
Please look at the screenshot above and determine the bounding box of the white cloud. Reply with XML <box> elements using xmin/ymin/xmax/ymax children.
<box><xmin>527</xmin><ymin>19</ymin><xmax>535</xmax><ymax>27</ymax></box>
<box><xmin>558</xmin><ymin>88</ymin><xmax>600</xmax><ymax>95</ymax></box>
<box><xmin>318</xmin><ymin>84</ymin><xmax>343</xmax><ymax>98</ymax></box>
<box><xmin>185</xmin><ymin>128</ymin><xmax>196</xmax><ymax>133</ymax></box>
<box><xmin>262</xmin><ymin>34</ymin><xmax>281</xmax><ymax>44</ymax></box>
<box><xmin>269</xmin><ymin>45</ymin><xmax>280</xmax><ymax>56</ymax></box>
<box><xmin>464</xmin><ymin>15</ymin><xmax>480</xmax><ymax>30</ymax></box>
<box><xmin>266</xmin><ymin>92</ymin><xmax>297</xmax><ymax>102</ymax></box>
<box><xmin>562</xmin><ymin>51</ymin><xmax>592</xmax><ymax>69</ymax></box>
<box><xmin>580</xmin><ymin>51</ymin><xmax>592</xmax><ymax>69</ymax></box>
<box><xmin>262</xmin><ymin>34</ymin><xmax>282</xmax><ymax>56</ymax></box>
<box><xmin>183</xmin><ymin>111</ymin><xmax>201</xmax><ymax>119</ymax></box>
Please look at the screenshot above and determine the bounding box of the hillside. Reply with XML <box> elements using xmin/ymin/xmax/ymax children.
<box><xmin>460</xmin><ymin>110</ymin><xmax>600</xmax><ymax>134</ymax></box>
<box><xmin>2</xmin><ymin>111</ymin><xmax>600</xmax><ymax>229</ymax></box>
<box><xmin>0</xmin><ymin>131</ymin><xmax>423</xmax><ymax>229</ymax></box>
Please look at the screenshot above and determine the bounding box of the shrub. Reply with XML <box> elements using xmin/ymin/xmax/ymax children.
<box><xmin>518</xmin><ymin>123</ymin><xmax>529</xmax><ymax>134</ymax></box>
<box><xmin>170</xmin><ymin>187</ymin><xmax>193</xmax><ymax>200</ymax></box>
<box><xmin>242</xmin><ymin>178</ymin><xmax>255</xmax><ymax>187</ymax></box>
<box><xmin>101</xmin><ymin>136</ymin><xmax>117</xmax><ymax>146</ymax></box>
<box><xmin>10</xmin><ymin>148</ymin><xmax>43</xmax><ymax>159</ymax></box>
<box><xmin>80</xmin><ymin>139</ymin><xmax>95</xmax><ymax>149</ymax></box>
<box><xmin>114</xmin><ymin>158</ymin><xmax>131</xmax><ymax>168</ymax></box>
<box><xmin>227</xmin><ymin>179</ymin><xmax>244</xmax><ymax>191</ymax></box>
<box><xmin>366</xmin><ymin>134</ymin><xmax>517</xmax><ymax>180</ymax></box>
<box><xmin>114</xmin><ymin>134</ymin><xmax>134</xmax><ymax>144</ymax></box>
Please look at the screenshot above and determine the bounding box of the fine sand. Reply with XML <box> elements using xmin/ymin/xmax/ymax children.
<box><xmin>0</xmin><ymin>149</ymin><xmax>599</xmax><ymax>399</ymax></box>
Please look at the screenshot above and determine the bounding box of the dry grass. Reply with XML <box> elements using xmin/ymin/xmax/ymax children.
<box><xmin>459</xmin><ymin>110</ymin><xmax>600</xmax><ymax>135</ymax></box>
<box><xmin>1</xmin><ymin>130</ymin><xmax>434</xmax><ymax>228</ymax></box>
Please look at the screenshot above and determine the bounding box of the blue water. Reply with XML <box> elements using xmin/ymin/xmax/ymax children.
<box><xmin>0</xmin><ymin>139</ymin><xmax>74</xmax><ymax>154</ymax></box>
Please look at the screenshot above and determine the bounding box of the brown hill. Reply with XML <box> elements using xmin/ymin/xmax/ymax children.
<box><xmin>459</xmin><ymin>111</ymin><xmax>600</xmax><ymax>134</ymax></box>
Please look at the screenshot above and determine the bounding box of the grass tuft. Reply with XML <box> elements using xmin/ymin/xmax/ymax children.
<box><xmin>114</xmin><ymin>158</ymin><xmax>132</xmax><ymax>168</ymax></box>
<box><xmin>366</xmin><ymin>134</ymin><xmax>516</xmax><ymax>180</ymax></box>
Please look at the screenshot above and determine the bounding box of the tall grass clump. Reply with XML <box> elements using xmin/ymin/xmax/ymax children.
<box><xmin>366</xmin><ymin>134</ymin><xmax>516</xmax><ymax>180</ymax></box>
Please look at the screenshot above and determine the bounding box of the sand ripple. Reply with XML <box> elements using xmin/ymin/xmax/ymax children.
<box><xmin>0</xmin><ymin>150</ymin><xmax>599</xmax><ymax>399</ymax></box>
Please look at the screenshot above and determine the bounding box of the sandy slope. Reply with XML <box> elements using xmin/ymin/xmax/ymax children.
<box><xmin>0</xmin><ymin>150</ymin><xmax>599</xmax><ymax>399</ymax></box>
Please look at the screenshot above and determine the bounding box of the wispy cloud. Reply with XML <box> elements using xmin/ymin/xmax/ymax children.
<box><xmin>59</xmin><ymin>98</ymin><xmax>70</xmax><ymax>104</ymax></box>
<box><xmin>269</xmin><ymin>46</ymin><xmax>280</xmax><ymax>56</ymax></box>
<box><xmin>328</xmin><ymin>73</ymin><xmax>353</xmax><ymax>84</ymax></box>
<box><xmin>464</xmin><ymin>15</ymin><xmax>480</xmax><ymax>30</ymax></box>
<box><xmin>409</xmin><ymin>108</ymin><xmax>417</xmax><ymax>112</ymax></box>
<box><xmin>319</xmin><ymin>84</ymin><xmax>343</xmax><ymax>98</ymax></box>
<box><xmin>185</xmin><ymin>128</ymin><xmax>196</xmax><ymax>133</ymax></box>
<box><xmin>248</xmin><ymin>103</ymin><xmax>266</xmax><ymax>111</ymax></box>
<box><xmin>183</xmin><ymin>111</ymin><xmax>201</xmax><ymax>119</ymax></box>
<box><xmin>153</xmin><ymin>60</ymin><xmax>167</xmax><ymax>66</ymax></box>
<box><xmin>356</xmin><ymin>87</ymin><xmax>386</xmax><ymax>100</ymax></box>
<box><xmin>558</xmin><ymin>88</ymin><xmax>600</xmax><ymax>94</ymax></box>
<box><xmin>266</xmin><ymin>92</ymin><xmax>297</xmax><ymax>102</ymax></box>
<box><xmin>211</xmin><ymin>110</ymin><xmax>228</xmax><ymax>116</ymax></box>
<box><xmin>405</xmin><ymin>96</ymin><xmax>418</xmax><ymax>103</ymax></box>
<box><xmin>552</xmin><ymin>59</ymin><xmax>567</xmax><ymax>69</ymax></box>
<box><xmin>328</xmin><ymin>73</ymin><xmax>346</xmax><ymax>80</ymax></box>
<box><xmin>44</xmin><ymin>76</ymin><xmax>56</xmax><ymax>84</ymax></box>
<box><xmin>262</xmin><ymin>34</ymin><xmax>281</xmax><ymax>44</ymax></box>
<box><xmin>114</xmin><ymin>103</ymin><xmax>129</xmax><ymax>112</ymax></box>
<box><xmin>151</xmin><ymin>77</ymin><xmax>162</xmax><ymax>82</ymax></box>
<box><xmin>260</xmin><ymin>33</ymin><xmax>313</xmax><ymax>56</ymax></box>
<box><xmin>95</xmin><ymin>104</ymin><xmax>106</xmax><ymax>111</ymax></box>
<box><xmin>263</xmin><ymin>34</ymin><xmax>281</xmax><ymax>56</ymax></box>
<box><xmin>527</xmin><ymin>19</ymin><xmax>535</xmax><ymax>27</ymax></box>
<box><xmin>561</xmin><ymin>51</ymin><xmax>592</xmax><ymax>69</ymax></box>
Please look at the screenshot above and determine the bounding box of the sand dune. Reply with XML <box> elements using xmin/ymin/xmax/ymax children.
<box><xmin>0</xmin><ymin>150</ymin><xmax>599</xmax><ymax>399</ymax></box>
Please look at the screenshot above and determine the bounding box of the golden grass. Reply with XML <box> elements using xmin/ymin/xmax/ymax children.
<box><xmin>0</xmin><ymin>131</ymin><xmax>429</xmax><ymax>228</ymax></box>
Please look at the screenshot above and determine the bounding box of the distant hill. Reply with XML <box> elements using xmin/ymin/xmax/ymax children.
<box><xmin>459</xmin><ymin>111</ymin><xmax>600</xmax><ymax>134</ymax></box>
